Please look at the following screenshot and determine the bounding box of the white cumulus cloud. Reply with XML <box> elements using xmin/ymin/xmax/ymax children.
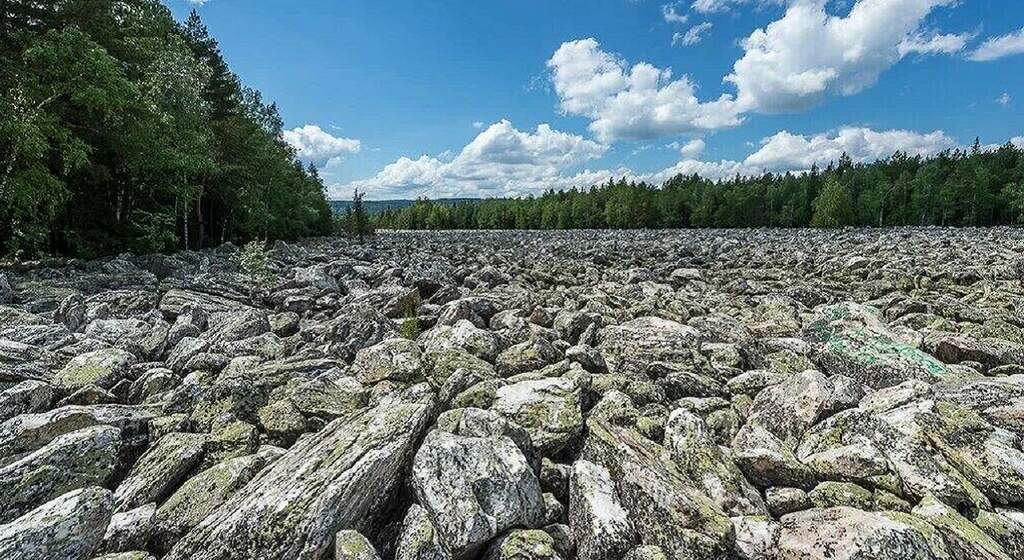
<box><xmin>678</xmin><ymin>138</ymin><xmax>706</xmax><ymax>158</ymax></box>
<box><xmin>727</xmin><ymin>0</ymin><xmax>959</xmax><ymax>113</ymax></box>
<box><xmin>339</xmin><ymin>120</ymin><xmax>611</xmax><ymax>199</ymax></box>
<box><xmin>282</xmin><ymin>125</ymin><xmax>361</xmax><ymax>164</ymax></box>
<box><xmin>969</xmin><ymin>27</ymin><xmax>1024</xmax><ymax>62</ymax></box>
<box><xmin>547</xmin><ymin>38</ymin><xmax>742</xmax><ymax>142</ymax></box>
<box><xmin>647</xmin><ymin>126</ymin><xmax>957</xmax><ymax>183</ymax></box>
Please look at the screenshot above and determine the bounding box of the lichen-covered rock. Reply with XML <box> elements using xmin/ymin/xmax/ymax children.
<box><xmin>665</xmin><ymin>408</ymin><xmax>766</xmax><ymax>516</ymax></box>
<box><xmin>731</xmin><ymin>515</ymin><xmax>780</xmax><ymax>560</ymax></box>
<box><xmin>491</xmin><ymin>369</ymin><xmax>586</xmax><ymax>455</ymax></box>
<box><xmin>805</xmin><ymin>302</ymin><xmax>951</xmax><ymax>389</ymax></box>
<box><xmin>581</xmin><ymin>418</ymin><xmax>735</xmax><ymax>559</ymax></box>
<box><xmin>165</xmin><ymin>400</ymin><xmax>433</xmax><ymax>560</ymax></box>
<box><xmin>597</xmin><ymin>316</ymin><xmax>704</xmax><ymax>377</ymax></box>
<box><xmin>0</xmin><ymin>425</ymin><xmax>120</xmax><ymax>522</ymax></box>
<box><xmin>483</xmin><ymin>530</ymin><xmax>563</xmax><ymax>560</ymax></box>
<box><xmin>411</xmin><ymin>429</ymin><xmax>544</xmax><ymax>558</ymax></box>
<box><xmin>422</xmin><ymin>319</ymin><xmax>502</xmax><ymax>363</ymax></box>
<box><xmin>335</xmin><ymin>529</ymin><xmax>383</xmax><ymax>560</ymax></box>
<box><xmin>777</xmin><ymin>506</ymin><xmax>947</xmax><ymax>560</ymax></box>
<box><xmin>54</xmin><ymin>347</ymin><xmax>137</xmax><ymax>390</ymax></box>
<box><xmin>912</xmin><ymin>493</ymin><xmax>1009</xmax><ymax>560</ymax></box>
<box><xmin>354</xmin><ymin>337</ymin><xmax>424</xmax><ymax>384</ymax></box>
<box><xmin>152</xmin><ymin>454</ymin><xmax>266</xmax><ymax>553</ymax></box>
<box><xmin>496</xmin><ymin>337</ymin><xmax>562</xmax><ymax>377</ymax></box>
<box><xmin>101</xmin><ymin>503</ymin><xmax>155</xmax><ymax>553</ymax></box>
<box><xmin>0</xmin><ymin>486</ymin><xmax>113</xmax><ymax>560</ymax></box>
<box><xmin>569</xmin><ymin>460</ymin><xmax>635</xmax><ymax>560</ymax></box>
<box><xmin>394</xmin><ymin>504</ymin><xmax>450</xmax><ymax>560</ymax></box>
<box><xmin>0</xmin><ymin>404</ymin><xmax>154</xmax><ymax>467</ymax></box>
<box><xmin>0</xmin><ymin>380</ymin><xmax>54</xmax><ymax>423</ymax></box>
<box><xmin>434</xmin><ymin>407</ymin><xmax>539</xmax><ymax>473</ymax></box>
<box><xmin>113</xmin><ymin>432</ymin><xmax>207</xmax><ymax>512</ymax></box>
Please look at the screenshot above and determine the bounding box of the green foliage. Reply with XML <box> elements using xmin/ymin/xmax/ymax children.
<box><xmin>235</xmin><ymin>240</ymin><xmax>274</xmax><ymax>288</ymax></box>
<box><xmin>397</xmin><ymin>298</ymin><xmax>420</xmax><ymax>340</ymax></box>
<box><xmin>0</xmin><ymin>1</ymin><xmax>333</xmax><ymax>258</ymax></box>
<box><xmin>811</xmin><ymin>178</ymin><xmax>856</xmax><ymax>228</ymax></box>
<box><xmin>378</xmin><ymin>144</ymin><xmax>1024</xmax><ymax>230</ymax></box>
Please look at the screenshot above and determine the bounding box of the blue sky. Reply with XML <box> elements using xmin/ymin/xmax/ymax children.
<box><xmin>169</xmin><ymin>0</ymin><xmax>1024</xmax><ymax>200</ymax></box>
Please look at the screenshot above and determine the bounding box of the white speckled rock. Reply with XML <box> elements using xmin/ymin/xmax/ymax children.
<box><xmin>569</xmin><ymin>460</ymin><xmax>635</xmax><ymax>560</ymax></box>
<box><xmin>777</xmin><ymin>506</ymin><xmax>948</xmax><ymax>560</ymax></box>
<box><xmin>0</xmin><ymin>425</ymin><xmax>120</xmax><ymax>522</ymax></box>
<box><xmin>113</xmin><ymin>432</ymin><xmax>207</xmax><ymax>512</ymax></box>
<box><xmin>0</xmin><ymin>486</ymin><xmax>113</xmax><ymax>560</ymax></box>
<box><xmin>164</xmin><ymin>400</ymin><xmax>433</xmax><ymax>560</ymax></box>
<box><xmin>412</xmin><ymin>430</ymin><xmax>544</xmax><ymax>559</ymax></box>
<box><xmin>394</xmin><ymin>503</ymin><xmax>450</xmax><ymax>560</ymax></box>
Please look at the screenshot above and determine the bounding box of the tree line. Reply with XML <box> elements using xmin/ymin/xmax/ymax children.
<box><xmin>0</xmin><ymin>1</ymin><xmax>334</xmax><ymax>259</ymax></box>
<box><xmin>378</xmin><ymin>142</ymin><xmax>1024</xmax><ymax>230</ymax></box>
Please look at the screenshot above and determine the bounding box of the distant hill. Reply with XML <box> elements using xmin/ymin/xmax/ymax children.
<box><xmin>330</xmin><ymin>198</ymin><xmax>481</xmax><ymax>215</ymax></box>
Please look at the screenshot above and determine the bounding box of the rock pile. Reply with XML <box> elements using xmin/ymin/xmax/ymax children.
<box><xmin>1</xmin><ymin>227</ymin><xmax>1024</xmax><ymax>559</ymax></box>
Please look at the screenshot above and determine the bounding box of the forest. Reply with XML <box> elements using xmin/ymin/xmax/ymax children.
<box><xmin>377</xmin><ymin>142</ymin><xmax>1024</xmax><ymax>231</ymax></box>
<box><xmin>0</xmin><ymin>1</ymin><xmax>334</xmax><ymax>259</ymax></box>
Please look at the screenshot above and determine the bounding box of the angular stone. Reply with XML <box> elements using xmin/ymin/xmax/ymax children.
<box><xmin>0</xmin><ymin>425</ymin><xmax>120</xmax><ymax>522</ymax></box>
<box><xmin>597</xmin><ymin>316</ymin><xmax>704</xmax><ymax>377</ymax></box>
<box><xmin>581</xmin><ymin>418</ymin><xmax>734</xmax><ymax>559</ymax></box>
<box><xmin>777</xmin><ymin>506</ymin><xmax>947</xmax><ymax>560</ymax></box>
<box><xmin>412</xmin><ymin>430</ymin><xmax>543</xmax><ymax>558</ymax></box>
<box><xmin>165</xmin><ymin>400</ymin><xmax>433</xmax><ymax>560</ymax></box>
<box><xmin>0</xmin><ymin>486</ymin><xmax>113</xmax><ymax>560</ymax></box>
<box><xmin>113</xmin><ymin>432</ymin><xmax>207</xmax><ymax>512</ymax></box>
<box><xmin>569</xmin><ymin>460</ymin><xmax>635</xmax><ymax>560</ymax></box>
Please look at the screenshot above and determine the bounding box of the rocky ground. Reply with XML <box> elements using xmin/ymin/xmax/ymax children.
<box><xmin>2</xmin><ymin>228</ymin><xmax>1024</xmax><ymax>560</ymax></box>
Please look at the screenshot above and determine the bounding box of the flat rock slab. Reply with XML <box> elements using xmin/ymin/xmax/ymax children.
<box><xmin>164</xmin><ymin>399</ymin><xmax>434</xmax><ymax>560</ymax></box>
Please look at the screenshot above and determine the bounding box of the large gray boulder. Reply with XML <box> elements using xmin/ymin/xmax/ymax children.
<box><xmin>152</xmin><ymin>454</ymin><xmax>267</xmax><ymax>553</ymax></box>
<box><xmin>0</xmin><ymin>425</ymin><xmax>120</xmax><ymax>522</ymax></box>
<box><xmin>777</xmin><ymin>506</ymin><xmax>948</xmax><ymax>559</ymax></box>
<box><xmin>411</xmin><ymin>429</ymin><xmax>544</xmax><ymax>559</ymax></box>
<box><xmin>394</xmin><ymin>504</ymin><xmax>450</xmax><ymax>560</ymax></box>
<box><xmin>581</xmin><ymin>418</ymin><xmax>734</xmax><ymax>559</ymax></box>
<box><xmin>53</xmin><ymin>347</ymin><xmax>137</xmax><ymax>390</ymax></box>
<box><xmin>597</xmin><ymin>316</ymin><xmax>704</xmax><ymax>377</ymax></box>
<box><xmin>0</xmin><ymin>486</ymin><xmax>113</xmax><ymax>560</ymax></box>
<box><xmin>569</xmin><ymin>460</ymin><xmax>635</xmax><ymax>560</ymax></box>
<box><xmin>113</xmin><ymin>432</ymin><xmax>207</xmax><ymax>512</ymax></box>
<box><xmin>491</xmin><ymin>369</ymin><xmax>587</xmax><ymax>455</ymax></box>
<box><xmin>165</xmin><ymin>400</ymin><xmax>433</xmax><ymax>560</ymax></box>
<box><xmin>805</xmin><ymin>302</ymin><xmax>951</xmax><ymax>389</ymax></box>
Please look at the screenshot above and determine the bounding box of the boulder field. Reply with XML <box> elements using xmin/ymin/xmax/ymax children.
<box><xmin>2</xmin><ymin>228</ymin><xmax>1024</xmax><ymax>559</ymax></box>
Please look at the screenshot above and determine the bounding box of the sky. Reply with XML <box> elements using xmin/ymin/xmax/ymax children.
<box><xmin>168</xmin><ymin>0</ymin><xmax>1024</xmax><ymax>200</ymax></box>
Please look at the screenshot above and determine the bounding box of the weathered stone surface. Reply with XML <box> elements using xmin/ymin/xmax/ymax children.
<box><xmin>394</xmin><ymin>503</ymin><xmax>450</xmax><ymax>560</ymax></box>
<box><xmin>412</xmin><ymin>429</ymin><xmax>543</xmax><ymax>558</ymax></box>
<box><xmin>569</xmin><ymin>460</ymin><xmax>635</xmax><ymax>560</ymax></box>
<box><xmin>491</xmin><ymin>369</ymin><xmax>586</xmax><ymax>455</ymax></box>
<box><xmin>335</xmin><ymin>529</ymin><xmax>383</xmax><ymax>560</ymax></box>
<box><xmin>0</xmin><ymin>425</ymin><xmax>120</xmax><ymax>522</ymax></box>
<box><xmin>113</xmin><ymin>432</ymin><xmax>207</xmax><ymax>512</ymax></box>
<box><xmin>806</xmin><ymin>302</ymin><xmax>951</xmax><ymax>389</ymax></box>
<box><xmin>0</xmin><ymin>486</ymin><xmax>113</xmax><ymax>560</ymax></box>
<box><xmin>597</xmin><ymin>316</ymin><xmax>704</xmax><ymax>377</ymax></box>
<box><xmin>152</xmin><ymin>454</ymin><xmax>266</xmax><ymax>553</ymax></box>
<box><xmin>165</xmin><ymin>400</ymin><xmax>433</xmax><ymax>560</ymax></box>
<box><xmin>581</xmin><ymin>418</ymin><xmax>735</xmax><ymax>559</ymax></box>
<box><xmin>777</xmin><ymin>507</ymin><xmax>947</xmax><ymax>560</ymax></box>
<box><xmin>54</xmin><ymin>347</ymin><xmax>137</xmax><ymax>390</ymax></box>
